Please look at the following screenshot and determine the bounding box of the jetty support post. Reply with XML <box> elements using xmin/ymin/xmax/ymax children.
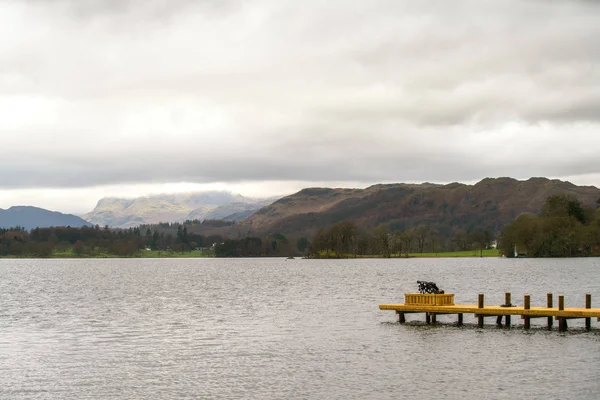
<box><xmin>425</xmin><ymin>313</ymin><xmax>431</xmax><ymax>324</ymax></box>
<box><xmin>586</xmin><ymin>294</ymin><xmax>591</xmax><ymax>331</ymax></box>
<box><xmin>505</xmin><ymin>292</ymin><xmax>511</xmax><ymax>327</ymax></box>
<box><xmin>558</xmin><ymin>295</ymin><xmax>567</xmax><ymax>332</ymax></box>
<box><xmin>547</xmin><ymin>293</ymin><xmax>553</xmax><ymax>329</ymax></box>
<box><xmin>478</xmin><ymin>293</ymin><xmax>484</xmax><ymax>328</ymax></box>
<box><xmin>398</xmin><ymin>311</ymin><xmax>406</xmax><ymax>324</ymax></box>
<box><xmin>457</xmin><ymin>313</ymin><xmax>463</xmax><ymax>326</ymax></box>
<box><xmin>524</xmin><ymin>294</ymin><xmax>531</xmax><ymax>330</ymax></box>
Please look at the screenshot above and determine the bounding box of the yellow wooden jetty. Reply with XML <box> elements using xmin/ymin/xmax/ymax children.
<box><xmin>380</xmin><ymin>293</ymin><xmax>600</xmax><ymax>331</ymax></box>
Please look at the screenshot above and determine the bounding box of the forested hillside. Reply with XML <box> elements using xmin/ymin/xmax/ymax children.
<box><xmin>499</xmin><ymin>194</ymin><xmax>600</xmax><ymax>257</ymax></box>
<box><xmin>240</xmin><ymin>177</ymin><xmax>600</xmax><ymax>242</ymax></box>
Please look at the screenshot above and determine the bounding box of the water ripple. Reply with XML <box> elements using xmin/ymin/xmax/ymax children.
<box><xmin>1</xmin><ymin>258</ymin><xmax>599</xmax><ymax>399</ymax></box>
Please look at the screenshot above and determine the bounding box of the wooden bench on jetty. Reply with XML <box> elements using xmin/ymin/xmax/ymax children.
<box><xmin>380</xmin><ymin>292</ymin><xmax>600</xmax><ymax>331</ymax></box>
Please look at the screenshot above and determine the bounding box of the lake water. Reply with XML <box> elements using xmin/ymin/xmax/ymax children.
<box><xmin>1</xmin><ymin>257</ymin><xmax>600</xmax><ymax>399</ymax></box>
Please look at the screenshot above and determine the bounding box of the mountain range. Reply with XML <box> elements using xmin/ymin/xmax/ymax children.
<box><xmin>83</xmin><ymin>191</ymin><xmax>274</xmax><ymax>228</ymax></box>
<box><xmin>0</xmin><ymin>206</ymin><xmax>91</xmax><ymax>230</ymax></box>
<box><xmin>231</xmin><ymin>177</ymin><xmax>600</xmax><ymax>238</ymax></box>
<box><xmin>3</xmin><ymin>178</ymin><xmax>600</xmax><ymax>237</ymax></box>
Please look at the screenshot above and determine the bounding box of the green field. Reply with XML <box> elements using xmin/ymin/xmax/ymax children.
<box><xmin>138</xmin><ymin>249</ymin><xmax>215</xmax><ymax>258</ymax></box>
<box><xmin>315</xmin><ymin>248</ymin><xmax>501</xmax><ymax>258</ymax></box>
<box><xmin>406</xmin><ymin>249</ymin><xmax>501</xmax><ymax>257</ymax></box>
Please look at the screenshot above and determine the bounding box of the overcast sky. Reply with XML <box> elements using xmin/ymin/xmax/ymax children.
<box><xmin>1</xmin><ymin>0</ymin><xmax>599</xmax><ymax>214</ymax></box>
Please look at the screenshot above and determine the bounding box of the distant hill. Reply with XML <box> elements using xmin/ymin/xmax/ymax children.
<box><xmin>188</xmin><ymin>200</ymin><xmax>275</xmax><ymax>222</ymax></box>
<box><xmin>235</xmin><ymin>177</ymin><xmax>600</xmax><ymax>238</ymax></box>
<box><xmin>84</xmin><ymin>191</ymin><xmax>274</xmax><ymax>228</ymax></box>
<box><xmin>0</xmin><ymin>206</ymin><xmax>92</xmax><ymax>230</ymax></box>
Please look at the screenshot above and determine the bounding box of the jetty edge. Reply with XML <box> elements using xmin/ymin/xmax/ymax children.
<box><xmin>379</xmin><ymin>292</ymin><xmax>600</xmax><ymax>331</ymax></box>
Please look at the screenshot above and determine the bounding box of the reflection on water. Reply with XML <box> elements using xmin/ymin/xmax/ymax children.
<box><xmin>1</xmin><ymin>257</ymin><xmax>600</xmax><ymax>399</ymax></box>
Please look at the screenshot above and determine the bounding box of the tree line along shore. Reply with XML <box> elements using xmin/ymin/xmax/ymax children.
<box><xmin>1</xmin><ymin>194</ymin><xmax>598</xmax><ymax>259</ymax></box>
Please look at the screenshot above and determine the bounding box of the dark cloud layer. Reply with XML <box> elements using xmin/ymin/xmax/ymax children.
<box><xmin>1</xmin><ymin>0</ymin><xmax>599</xmax><ymax>190</ymax></box>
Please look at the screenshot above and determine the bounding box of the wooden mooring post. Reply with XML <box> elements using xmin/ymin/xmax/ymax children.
<box><xmin>497</xmin><ymin>292</ymin><xmax>512</xmax><ymax>326</ymax></box>
<box><xmin>547</xmin><ymin>293</ymin><xmax>553</xmax><ymax>329</ymax></box>
<box><xmin>478</xmin><ymin>293</ymin><xmax>484</xmax><ymax>328</ymax></box>
<box><xmin>558</xmin><ymin>295</ymin><xmax>567</xmax><ymax>332</ymax></box>
<box><xmin>586</xmin><ymin>294</ymin><xmax>592</xmax><ymax>331</ymax></box>
<box><xmin>505</xmin><ymin>292</ymin><xmax>511</xmax><ymax>327</ymax></box>
<box><xmin>524</xmin><ymin>294</ymin><xmax>531</xmax><ymax>330</ymax></box>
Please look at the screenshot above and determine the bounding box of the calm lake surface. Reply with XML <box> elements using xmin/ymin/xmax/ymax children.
<box><xmin>1</xmin><ymin>257</ymin><xmax>600</xmax><ymax>399</ymax></box>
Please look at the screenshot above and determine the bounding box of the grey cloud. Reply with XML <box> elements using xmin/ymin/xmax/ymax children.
<box><xmin>1</xmin><ymin>0</ymin><xmax>600</xmax><ymax>190</ymax></box>
<box><xmin>17</xmin><ymin>0</ymin><xmax>241</xmax><ymax>20</ymax></box>
<box><xmin>3</xmin><ymin>123</ymin><xmax>600</xmax><ymax>189</ymax></box>
<box><xmin>4</xmin><ymin>151</ymin><xmax>595</xmax><ymax>190</ymax></box>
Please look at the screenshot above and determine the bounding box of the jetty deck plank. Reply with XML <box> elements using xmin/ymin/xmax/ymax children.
<box><xmin>379</xmin><ymin>304</ymin><xmax>600</xmax><ymax>318</ymax></box>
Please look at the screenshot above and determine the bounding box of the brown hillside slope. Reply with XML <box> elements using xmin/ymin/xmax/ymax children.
<box><xmin>237</xmin><ymin>177</ymin><xmax>600</xmax><ymax>238</ymax></box>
